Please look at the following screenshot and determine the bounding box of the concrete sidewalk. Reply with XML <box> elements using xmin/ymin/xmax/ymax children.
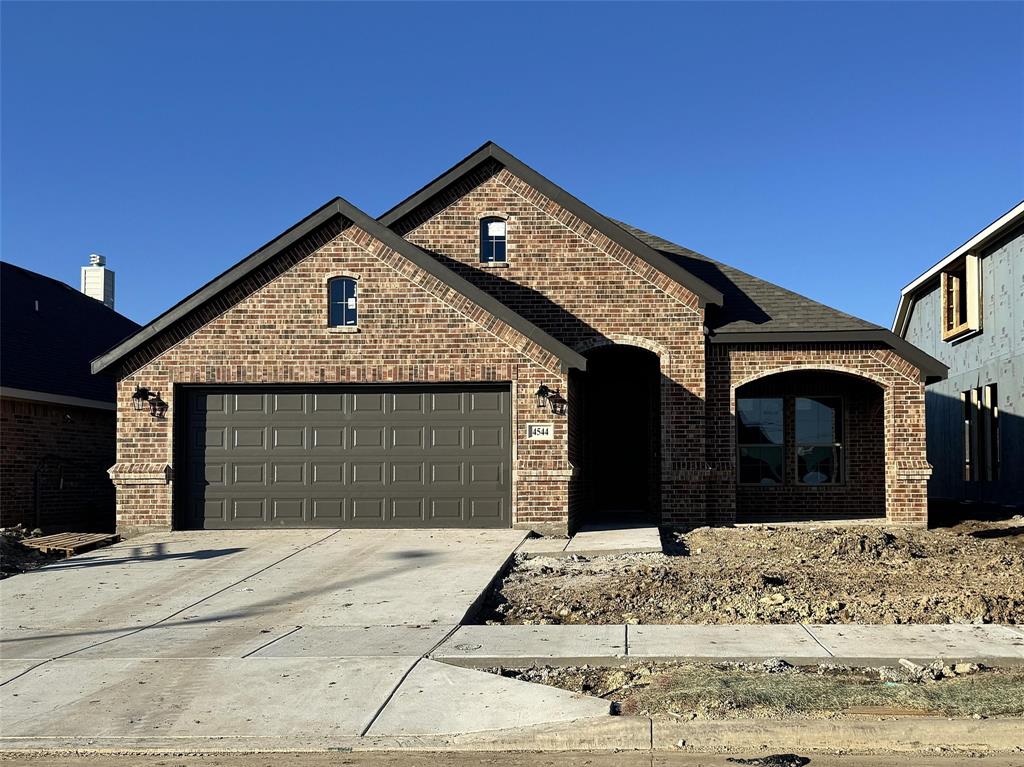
<box><xmin>433</xmin><ymin>623</ymin><xmax>1024</xmax><ymax>666</ymax></box>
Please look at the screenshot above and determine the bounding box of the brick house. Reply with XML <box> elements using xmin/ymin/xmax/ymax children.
<box><xmin>91</xmin><ymin>143</ymin><xmax>946</xmax><ymax>536</ymax></box>
<box><xmin>1</xmin><ymin>260</ymin><xmax>140</xmax><ymax>531</ymax></box>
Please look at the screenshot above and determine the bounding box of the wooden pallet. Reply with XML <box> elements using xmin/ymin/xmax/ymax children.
<box><xmin>20</xmin><ymin>532</ymin><xmax>120</xmax><ymax>556</ymax></box>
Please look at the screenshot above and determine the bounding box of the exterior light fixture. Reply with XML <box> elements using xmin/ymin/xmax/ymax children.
<box><xmin>148</xmin><ymin>392</ymin><xmax>169</xmax><ymax>420</ymax></box>
<box><xmin>131</xmin><ymin>385</ymin><xmax>168</xmax><ymax>419</ymax></box>
<box><xmin>131</xmin><ymin>385</ymin><xmax>154</xmax><ymax>411</ymax></box>
<box><xmin>534</xmin><ymin>384</ymin><xmax>552</xmax><ymax>409</ymax></box>
<box><xmin>533</xmin><ymin>384</ymin><xmax>567</xmax><ymax>415</ymax></box>
<box><xmin>547</xmin><ymin>391</ymin><xmax>567</xmax><ymax>416</ymax></box>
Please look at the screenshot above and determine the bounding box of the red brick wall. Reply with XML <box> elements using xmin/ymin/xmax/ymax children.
<box><xmin>705</xmin><ymin>343</ymin><xmax>929</xmax><ymax>526</ymax></box>
<box><xmin>398</xmin><ymin>167</ymin><xmax>709</xmax><ymax>524</ymax></box>
<box><xmin>111</xmin><ymin>224</ymin><xmax>572</xmax><ymax>535</ymax></box>
<box><xmin>0</xmin><ymin>397</ymin><xmax>116</xmax><ymax>531</ymax></box>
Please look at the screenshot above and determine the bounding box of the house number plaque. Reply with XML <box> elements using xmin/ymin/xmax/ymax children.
<box><xmin>527</xmin><ymin>423</ymin><xmax>554</xmax><ymax>440</ymax></box>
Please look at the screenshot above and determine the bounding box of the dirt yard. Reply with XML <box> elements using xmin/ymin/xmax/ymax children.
<box><xmin>489</xmin><ymin>660</ymin><xmax>1024</xmax><ymax>720</ymax></box>
<box><xmin>484</xmin><ymin>520</ymin><xmax>1024</xmax><ymax>625</ymax></box>
<box><xmin>0</xmin><ymin>527</ymin><xmax>61</xmax><ymax>579</ymax></box>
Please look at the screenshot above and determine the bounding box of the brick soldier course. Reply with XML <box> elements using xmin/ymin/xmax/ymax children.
<box><xmin>92</xmin><ymin>142</ymin><xmax>946</xmax><ymax>535</ymax></box>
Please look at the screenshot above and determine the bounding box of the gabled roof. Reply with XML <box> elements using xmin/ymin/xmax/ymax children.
<box><xmin>892</xmin><ymin>200</ymin><xmax>1024</xmax><ymax>337</ymax></box>
<box><xmin>1</xmin><ymin>261</ymin><xmax>140</xmax><ymax>405</ymax></box>
<box><xmin>618</xmin><ymin>223</ymin><xmax>948</xmax><ymax>382</ymax></box>
<box><xmin>91</xmin><ymin>197</ymin><xmax>586</xmax><ymax>376</ymax></box>
<box><xmin>378</xmin><ymin>141</ymin><xmax>725</xmax><ymax>308</ymax></box>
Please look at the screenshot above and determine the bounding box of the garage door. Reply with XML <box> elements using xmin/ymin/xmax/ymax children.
<box><xmin>181</xmin><ymin>385</ymin><xmax>512</xmax><ymax>529</ymax></box>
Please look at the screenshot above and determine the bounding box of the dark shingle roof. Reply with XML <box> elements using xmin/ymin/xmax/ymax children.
<box><xmin>1</xmin><ymin>262</ymin><xmax>140</xmax><ymax>403</ymax></box>
<box><xmin>615</xmin><ymin>222</ymin><xmax>881</xmax><ymax>335</ymax></box>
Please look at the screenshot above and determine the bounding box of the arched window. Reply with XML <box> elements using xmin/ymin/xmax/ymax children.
<box><xmin>328</xmin><ymin>277</ymin><xmax>357</xmax><ymax>327</ymax></box>
<box><xmin>480</xmin><ymin>217</ymin><xmax>507</xmax><ymax>263</ymax></box>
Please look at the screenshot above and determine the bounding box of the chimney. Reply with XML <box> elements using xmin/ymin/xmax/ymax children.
<box><xmin>80</xmin><ymin>254</ymin><xmax>115</xmax><ymax>309</ymax></box>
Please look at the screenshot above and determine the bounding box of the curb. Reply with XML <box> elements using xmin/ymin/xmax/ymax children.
<box><xmin>2</xmin><ymin>716</ymin><xmax>1022</xmax><ymax>754</ymax></box>
<box><xmin>656</xmin><ymin>716</ymin><xmax>1024</xmax><ymax>754</ymax></box>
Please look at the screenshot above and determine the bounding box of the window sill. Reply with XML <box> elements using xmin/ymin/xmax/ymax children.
<box><xmin>943</xmin><ymin>326</ymin><xmax>982</xmax><ymax>344</ymax></box>
<box><xmin>328</xmin><ymin>326</ymin><xmax>360</xmax><ymax>334</ymax></box>
<box><xmin>479</xmin><ymin>261</ymin><xmax>510</xmax><ymax>269</ymax></box>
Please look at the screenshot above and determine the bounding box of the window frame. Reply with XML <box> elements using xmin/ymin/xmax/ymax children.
<box><xmin>793</xmin><ymin>395</ymin><xmax>844</xmax><ymax>486</ymax></box>
<box><xmin>941</xmin><ymin>254</ymin><xmax>981</xmax><ymax>341</ymax></box>
<box><xmin>479</xmin><ymin>216</ymin><xmax>508</xmax><ymax>265</ymax></box>
<box><xmin>963</xmin><ymin>383</ymin><xmax>1000</xmax><ymax>482</ymax></box>
<box><xmin>326</xmin><ymin>275</ymin><xmax>358</xmax><ymax>330</ymax></box>
<box><xmin>736</xmin><ymin>396</ymin><xmax>785</xmax><ymax>487</ymax></box>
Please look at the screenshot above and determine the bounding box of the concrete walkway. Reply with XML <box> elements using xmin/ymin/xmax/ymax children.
<box><xmin>0</xmin><ymin>529</ymin><xmax>612</xmax><ymax>747</ymax></box>
<box><xmin>434</xmin><ymin>623</ymin><xmax>1024</xmax><ymax>666</ymax></box>
<box><xmin>517</xmin><ymin>521</ymin><xmax>662</xmax><ymax>556</ymax></box>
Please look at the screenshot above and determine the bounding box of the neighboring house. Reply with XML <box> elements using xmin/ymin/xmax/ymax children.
<box><xmin>91</xmin><ymin>143</ymin><xmax>945</xmax><ymax>536</ymax></box>
<box><xmin>894</xmin><ymin>201</ymin><xmax>1023</xmax><ymax>510</ymax></box>
<box><xmin>0</xmin><ymin>259</ymin><xmax>140</xmax><ymax>531</ymax></box>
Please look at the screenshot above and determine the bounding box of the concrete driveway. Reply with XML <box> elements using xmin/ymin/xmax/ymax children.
<box><xmin>0</xmin><ymin>529</ymin><xmax>611</xmax><ymax>748</ymax></box>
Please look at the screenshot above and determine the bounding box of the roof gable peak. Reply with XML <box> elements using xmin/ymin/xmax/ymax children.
<box><xmin>378</xmin><ymin>143</ymin><xmax>724</xmax><ymax>307</ymax></box>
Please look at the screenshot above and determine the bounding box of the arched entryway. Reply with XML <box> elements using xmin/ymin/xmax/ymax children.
<box><xmin>575</xmin><ymin>344</ymin><xmax>661</xmax><ymax>521</ymax></box>
<box><xmin>733</xmin><ymin>369</ymin><xmax>886</xmax><ymax>522</ymax></box>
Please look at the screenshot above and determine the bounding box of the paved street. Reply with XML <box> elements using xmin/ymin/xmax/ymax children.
<box><xmin>2</xmin><ymin>751</ymin><xmax>1023</xmax><ymax>767</ymax></box>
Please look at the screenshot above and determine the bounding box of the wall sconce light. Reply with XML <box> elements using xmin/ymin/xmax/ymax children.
<box><xmin>533</xmin><ymin>384</ymin><xmax>567</xmax><ymax>416</ymax></box>
<box><xmin>131</xmin><ymin>385</ymin><xmax>168</xmax><ymax>419</ymax></box>
<box><xmin>131</xmin><ymin>385</ymin><xmax>154</xmax><ymax>411</ymax></box>
<box><xmin>149</xmin><ymin>392</ymin><xmax>169</xmax><ymax>420</ymax></box>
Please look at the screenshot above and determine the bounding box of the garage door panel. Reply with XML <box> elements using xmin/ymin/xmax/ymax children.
<box><xmin>312</xmin><ymin>426</ymin><xmax>345</xmax><ymax>449</ymax></box>
<box><xmin>391</xmin><ymin>426</ymin><xmax>424</xmax><ymax>449</ymax></box>
<box><xmin>430</xmin><ymin>392</ymin><xmax>464</xmax><ymax>414</ymax></box>
<box><xmin>312</xmin><ymin>498</ymin><xmax>345</xmax><ymax>521</ymax></box>
<box><xmin>352</xmin><ymin>393</ymin><xmax>385</xmax><ymax>414</ymax></box>
<box><xmin>313</xmin><ymin>393</ymin><xmax>344</xmax><ymax>413</ymax></box>
<box><xmin>391</xmin><ymin>462</ymin><xmax>425</xmax><ymax>485</ymax></box>
<box><xmin>430</xmin><ymin>498</ymin><xmax>463</xmax><ymax>520</ymax></box>
<box><xmin>470</xmin><ymin>462</ymin><xmax>504</xmax><ymax>486</ymax></box>
<box><xmin>184</xmin><ymin>386</ymin><xmax>510</xmax><ymax>529</ymax></box>
<box><xmin>430</xmin><ymin>426</ymin><xmax>463</xmax><ymax>449</ymax></box>
<box><xmin>352</xmin><ymin>426</ymin><xmax>385</xmax><ymax>450</ymax></box>
<box><xmin>271</xmin><ymin>463</ymin><xmax>306</xmax><ymax>485</ymax></box>
<box><xmin>193</xmin><ymin>393</ymin><xmax>227</xmax><ymax>415</ymax></box>
<box><xmin>233</xmin><ymin>393</ymin><xmax>267</xmax><ymax>414</ymax></box>
<box><xmin>232</xmin><ymin>427</ymin><xmax>266</xmax><ymax>449</ymax></box>
<box><xmin>470</xmin><ymin>426</ymin><xmax>503</xmax><ymax>449</ymax></box>
<box><xmin>470</xmin><ymin>498</ymin><xmax>504</xmax><ymax>520</ymax></box>
<box><xmin>351</xmin><ymin>462</ymin><xmax>385</xmax><ymax>486</ymax></box>
<box><xmin>232</xmin><ymin>498</ymin><xmax>266</xmax><ymax>521</ymax></box>
<box><xmin>272</xmin><ymin>498</ymin><xmax>305</xmax><ymax>520</ymax></box>
<box><xmin>431</xmin><ymin>463</ymin><xmax>463</xmax><ymax>484</ymax></box>
<box><xmin>351</xmin><ymin>497</ymin><xmax>386</xmax><ymax>521</ymax></box>
<box><xmin>312</xmin><ymin>462</ymin><xmax>345</xmax><ymax>484</ymax></box>
<box><xmin>271</xmin><ymin>426</ymin><xmax>306</xmax><ymax>449</ymax></box>
<box><xmin>200</xmin><ymin>427</ymin><xmax>227</xmax><ymax>450</ymax></box>
<box><xmin>272</xmin><ymin>393</ymin><xmax>306</xmax><ymax>413</ymax></box>
<box><xmin>391</xmin><ymin>498</ymin><xmax>424</xmax><ymax>520</ymax></box>
<box><xmin>232</xmin><ymin>463</ymin><xmax>266</xmax><ymax>486</ymax></box>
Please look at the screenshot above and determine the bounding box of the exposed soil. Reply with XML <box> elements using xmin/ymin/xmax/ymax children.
<box><xmin>484</xmin><ymin>519</ymin><xmax>1024</xmax><ymax>625</ymax></box>
<box><xmin>0</xmin><ymin>527</ymin><xmax>61</xmax><ymax>579</ymax></box>
<box><xmin>489</xmin><ymin>660</ymin><xmax>1024</xmax><ymax>720</ymax></box>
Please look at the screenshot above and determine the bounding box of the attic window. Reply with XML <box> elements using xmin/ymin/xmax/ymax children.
<box><xmin>328</xmin><ymin>277</ymin><xmax>357</xmax><ymax>328</ymax></box>
<box><xmin>941</xmin><ymin>255</ymin><xmax>980</xmax><ymax>341</ymax></box>
<box><xmin>480</xmin><ymin>217</ymin><xmax>507</xmax><ymax>264</ymax></box>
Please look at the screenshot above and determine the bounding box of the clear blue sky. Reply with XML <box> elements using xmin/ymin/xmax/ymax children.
<box><xmin>2</xmin><ymin>1</ymin><xmax>1022</xmax><ymax>327</ymax></box>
